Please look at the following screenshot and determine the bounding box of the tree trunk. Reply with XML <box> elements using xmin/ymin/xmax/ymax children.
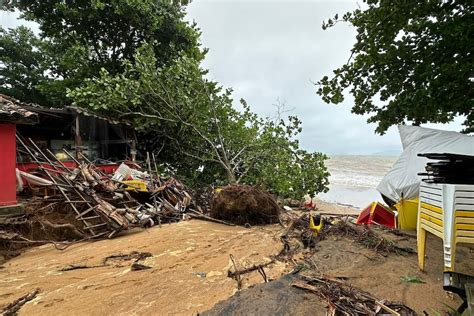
<box><xmin>226</xmin><ymin>168</ymin><xmax>237</xmax><ymax>184</ymax></box>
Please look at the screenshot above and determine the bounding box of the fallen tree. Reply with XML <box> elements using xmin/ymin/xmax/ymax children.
<box><xmin>211</xmin><ymin>185</ymin><xmax>280</xmax><ymax>225</ymax></box>
<box><xmin>69</xmin><ymin>45</ymin><xmax>330</xmax><ymax>199</ymax></box>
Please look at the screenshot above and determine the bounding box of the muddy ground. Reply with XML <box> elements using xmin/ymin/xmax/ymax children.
<box><xmin>0</xmin><ymin>221</ymin><xmax>290</xmax><ymax>315</ymax></box>
<box><xmin>204</xmin><ymin>230</ymin><xmax>473</xmax><ymax>315</ymax></box>
<box><xmin>1</xmin><ymin>212</ymin><xmax>473</xmax><ymax>315</ymax></box>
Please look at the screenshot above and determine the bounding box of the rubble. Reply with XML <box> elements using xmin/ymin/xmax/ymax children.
<box><xmin>292</xmin><ymin>275</ymin><xmax>417</xmax><ymax>315</ymax></box>
<box><xmin>3</xmin><ymin>135</ymin><xmax>201</xmax><ymax>247</ymax></box>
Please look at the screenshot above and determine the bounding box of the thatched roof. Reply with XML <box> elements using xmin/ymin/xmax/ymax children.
<box><xmin>0</xmin><ymin>94</ymin><xmax>39</xmax><ymax>125</ymax></box>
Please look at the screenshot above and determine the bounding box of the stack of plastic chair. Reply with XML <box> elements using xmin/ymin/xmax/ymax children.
<box><xmin>418</xmin><ymin>182</ymin><xmax>474</xmax><ymax>271</ymax></box>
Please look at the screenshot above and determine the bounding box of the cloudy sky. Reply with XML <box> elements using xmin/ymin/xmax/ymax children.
<box><xmin>1</xmin><ymin>1</ymin><xmax>464</xmax><ymax>155</ymax></box>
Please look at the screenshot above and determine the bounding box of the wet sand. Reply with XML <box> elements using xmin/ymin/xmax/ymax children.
<box><xmin>0</xmin><ymin>221</ymin><xmax>290</xmax><ymax>315</ymax></box>
<box><xmin>205</xmin><ymin>231</ymin><xmax>474</xmax><ymax>315</ymax></box>
<box><xmin>1</xmin><ymin>208</ymin><xmax>473</xmax><ymax>315</ymax></box>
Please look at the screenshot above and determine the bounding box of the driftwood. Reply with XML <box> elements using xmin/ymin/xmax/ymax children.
<box><xmin>229</xmin><ymin>254</ymin><xmax>242</xmax><ymax>290</ymax></box>
<box><xmin>131</xmin><ymin>262</ymin><xmax>152</xmax><ymax>271</ymax></box>
<box><xmin>103</xmin><ymin>251</ymin><xmax>152</xmax><ymax>265</ymax></box>
<box><xmin>59</xmin><ymin>264</ymin><xmax>106</xmax><ymax>271</ymax></box>
<box><xmin>227</xmin><ymin>260</ymin><xmax>275</xmax><ymax>278</ymax></box>
<box><xmin>292</xmin><ymin>275</ymin><xmax>416</xmax><ymax>315</ymax></box>
<box><xmin>1</xmin><ymin>288</ymin><xmax>40</xmax><ymax>316</ymax></box>
<box><xmin>59</xmin><ymin>251</ymin><xmax>153</xmax><ymax>272</ymax></box>
<box><xmin>320</xmin><ymin>221</ymin><xmax>415</xmax><ymax>256</ymax></box>
<box><xmin>188</xmin><ymin>211</ymin><xmax>235</xmax><ymax>226</ymax></box>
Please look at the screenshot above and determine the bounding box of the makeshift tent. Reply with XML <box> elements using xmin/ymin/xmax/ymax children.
<box><xmin>377</xmin><ymin>125</ymin><xmax>474</xmax><ymax>204</ymax></box>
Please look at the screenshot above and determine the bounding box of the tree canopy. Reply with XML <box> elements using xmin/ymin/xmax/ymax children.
<box><xmin>0</xmin><ymin>26</ymin><xmax>49</xmax><ymax>104</ymax></box>
<box><xmin>317</xmin><ymin>0</ymin><xmax>473</xmax><ymax>134</ymax></box>
<box><xmin>68</xmin><ymin>45</ymin><xmax>329</xmax><ymax>197</ymax></box>
<box><xmin>1</xmin><ymin>0</ymin><xmax>203</xmax><ymax>106</ymax></box>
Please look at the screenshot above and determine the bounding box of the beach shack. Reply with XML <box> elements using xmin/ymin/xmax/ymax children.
<box><xmin>16</xmin><ymin>104</ymin><xmax>137</xmax><ymax>166</ymax></box>
<box><xmin>0</xmin><ymin>94</ymin><xmax>139</xmax><ymax>212</ymax></box>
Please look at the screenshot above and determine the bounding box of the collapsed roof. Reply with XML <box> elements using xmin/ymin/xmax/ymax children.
<box><xmin>0</xmin><ymin>94</ymin><xmax>39</xmax><ymax>125</ymax></box>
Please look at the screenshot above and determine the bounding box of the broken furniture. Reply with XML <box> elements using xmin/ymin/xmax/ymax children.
<box><xmin>394</xmin><ymin>198</ymin><xmax>419</xmax><ymax>230</ymax></box>
<box><xmin>15</xmin><ymin>134</ymin><xmax>198</xmax><ymax>239</ymax></box>
<box><xmin>444</xmin><ymin>271</ymin><xmax>474</xmax><ymax>314</ymax></box>
<box><xmin>418</xmin><ymin>153</ymin><xmax>474</xmax><ymax>185</ymax></box>
<box><xmin>309</xmin><ymin>214</ymin><xmax>323</xmax><ymax>237</ymax></box>
<box><xmin>356</xmin><ymin>202</ymin><xmax>395</xmax><ymax>228</ymax></box>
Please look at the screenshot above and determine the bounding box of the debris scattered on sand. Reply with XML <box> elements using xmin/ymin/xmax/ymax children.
<box><xmin>292</xmin><ymin>275</ymin><xmax>417</xmax><ymax>315</ymax></box>
<box><xmin>319</xmin><ymin>221</ymin><xmax>416</xmax><ymax>256</ymax></box>
<box><xmin>130</xmin><ymin>262</ymin><xmax>152</xmax><ymax>271</ymax></box>
<box><xmin>103</xmin><ymin>251</ymin><xmax>153</xmax><ymax>264</ymax></box>
<box><xmin>211</xmin><ymin>185</ymin><xmax>280</xmax><ymax>225</ymax></box>
<box><xmin>58</xmin><ymin>250</ymin><xmax>154</xmax><ymax>272</ymax></box>
<box><xmin>279</xmin><ymin>212</ymin><xmax>415</xmax><ymax>257</ymax></box>
<box><xmin>0</xmin><ymin>288</ymin><xmax>40</xmax><ymax>316</ymax></box>
<box><xmin>1</xmin><ymin>136</ymin><xmax>202</xmax><ymax>256</ymax></box>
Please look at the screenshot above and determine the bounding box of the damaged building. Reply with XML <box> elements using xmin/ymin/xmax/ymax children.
<box><xmin>0</xmin><ymin>94</ymin><xmax>137</xmax><ymax>214</ymax></box>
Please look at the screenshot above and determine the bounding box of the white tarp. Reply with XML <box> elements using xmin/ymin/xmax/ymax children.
<box><xmin>377</xmin><ymin>125</ymin><xmax>474</xmax><ymax>202</ymax></box>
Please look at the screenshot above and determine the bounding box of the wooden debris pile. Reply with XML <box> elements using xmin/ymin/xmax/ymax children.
<box><xmin>194</xmin><ymin>185</ymin><xmax>215</xmax><ymax>213</ymax></box>
<box><xmin>14</xmin><ymin>136</ymin><xmax>199</xmax><ymax>239</ymax></box>
<box><xmin>292</xmin><ymin>275</ymin><xmax>417</xmax><ymax>315</ymax></box>
<box><xmin>278</xmin><ymin>212</ymin><xmax>415</xmax><ymax>256</ymax></box>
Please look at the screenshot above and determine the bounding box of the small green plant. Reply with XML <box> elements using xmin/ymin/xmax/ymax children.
<box><xmin>400</xmin><ymin>275</ymin><xmax>425</xmax><ymax>284</ymax></box>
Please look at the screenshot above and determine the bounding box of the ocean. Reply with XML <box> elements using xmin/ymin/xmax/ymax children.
<box><xmin>317</xmin><ymin>155</ymin><xmax>398</xmax><ymax>209</ymax></box>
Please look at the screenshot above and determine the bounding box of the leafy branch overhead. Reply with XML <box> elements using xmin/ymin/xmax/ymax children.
<box><xmin>317</xmin><ymin>0</ymin><xmax>473</xmax><ymax>134</ymax></box>
<box><xmin>69</xmin><ymin>45</ymin><xmax>329</xmax><ymax>198</ymax></box>
<box><xmin>0</xmin><ymin>0</ymin><xmax>204</xmax><ymax>106</ymax></box>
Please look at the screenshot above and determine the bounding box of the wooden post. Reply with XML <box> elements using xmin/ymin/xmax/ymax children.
<box><xmin>74</xmin><ymin>115</ymin><xmax>82</xmax><ymax>160</ymax></box>
<box><xmin>131</xmin><ymin>140</ymin><xmax>136</xmax><ymax>162</ymax></box>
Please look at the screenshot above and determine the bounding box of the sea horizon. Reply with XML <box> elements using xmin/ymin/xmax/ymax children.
<box><xmin>317</xmin><ymin>155</ymin><xmax>398</xmax><ymax>208</ymax></box>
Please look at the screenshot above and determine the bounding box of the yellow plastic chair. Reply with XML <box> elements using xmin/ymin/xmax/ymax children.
<box><xmin>418</xmin><ymin>183</ymin><xmax>474</xmax><ymax>272</ymax></box>
<box><xmin>395</xmin><ymin>198</ymin><xmax>419</xmax><ymax>230</ymax></box>
<box><xmin>309</xmin><ymin>214</ymin><xmax>324</xmax><ymax>237</ymax></box>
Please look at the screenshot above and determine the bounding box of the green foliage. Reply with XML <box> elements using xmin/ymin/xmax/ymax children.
<box><xmin>400</xmin><ymin>275</ymin><xmax>425</xmax><ymax>284</ymax></box>
<box><xmin>0</xmin><ymin>26</ymin><xmax>49</xmax><ymax>104</ymax></box>
<box><xmin>317</xmin><ymin>0</ymin><xmax>473</xmax><ymax>134</ymax></box>
<box><xmin>69</xmin><ymin>45</ymin><xmax>329</xmax><ymax>198</ymax></box>
<box><xmin>1</xmin><ymin>0</ymin><xmax>203</xmax><ymax>105</ymax></box>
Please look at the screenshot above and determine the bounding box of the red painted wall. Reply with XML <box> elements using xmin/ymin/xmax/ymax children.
<box><xmin>0</xmin><ymin>124</ymin><xmax>17</xmax><ymax>206</ymax></box>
